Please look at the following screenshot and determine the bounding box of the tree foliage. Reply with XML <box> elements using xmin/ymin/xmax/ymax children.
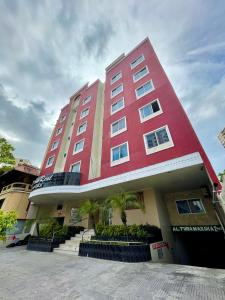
<box><xmin>106</xmin><ymin>191</ymin><xmax>144</xmax><ymax>226</ymax></box>
<box><xmin>218</xmin><ymin>170</ymin><xmax>225</xmax><ymax>182</ymax></box>
<box><xmin>0</xmin><ymin>138</ymin><xmax>16</xmax><ymax>174</ymax></box>
<box><xmin>0</xmin><ymin>210</ymin><xmax>17</xmax><ymax>241</ymax></box>
<box><xmin>77</xmin><ymin>199</ymin><xmax>101</xmax><ymax>232</ymax></box>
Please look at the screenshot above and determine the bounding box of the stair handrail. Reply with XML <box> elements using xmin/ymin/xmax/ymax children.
<box><xmin>51</xmin><ymin>217</ymin><xmax>88</xmax><ymax>242</ymax></box>
<box><xmin>82</xmin><ymin>228</ymin><xmax>94</xmax><ymax>242</ymax></box>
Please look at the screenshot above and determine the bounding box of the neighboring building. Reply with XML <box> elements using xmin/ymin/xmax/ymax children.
<box><xmin>0</xmin><ymin>161</ymin><xmax>40</xmax><ymax>230</ymax></box>
<box><xmin>218</xmin><ymin>127</ymin><xmax>225</xmax><ymax>148</ymax></box>
<box><xmin>29</xmin><ymin>38</ymin><xmax>224</xmax><ymax>268</ymax></box>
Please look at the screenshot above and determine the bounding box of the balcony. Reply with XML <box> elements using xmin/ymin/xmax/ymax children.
<box><xmin>0</xmin><ymin>182</ymin><xmax>32</xmax><ymax>195</ymax></box>
<box><xmin>31</xmin><ymin>172</ymin><xmax>81</xmax><ymax>191</ymax></box>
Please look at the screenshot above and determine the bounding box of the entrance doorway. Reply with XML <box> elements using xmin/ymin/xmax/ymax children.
<box><xmin>174</xmin><ymin>231</ymin><xmax>225</xmax><ymax>268</ymax></box>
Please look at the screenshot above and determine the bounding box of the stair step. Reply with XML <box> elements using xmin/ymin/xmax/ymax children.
<box><xmin>54</xmin><ymin>249</ymin><xmax>79</xmax><ymax>255</ymax></box>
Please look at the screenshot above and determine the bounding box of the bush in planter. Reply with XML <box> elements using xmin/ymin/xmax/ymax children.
<box><xmin>95</xmin><ymin>224</ymin><xmax>161</xmax><ymax>242</ymax></box>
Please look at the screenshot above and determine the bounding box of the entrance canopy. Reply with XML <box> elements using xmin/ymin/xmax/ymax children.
<box><xmin>29</xmin><ymin>152</ymin><xmax>212</xmax><ymax>205</ymax></box>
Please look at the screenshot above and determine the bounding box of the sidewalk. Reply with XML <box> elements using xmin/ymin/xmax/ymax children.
<box><xmin>0</xmin><ymin>247</ymin><xmax>225</xmax><ymax>299</ymax></box>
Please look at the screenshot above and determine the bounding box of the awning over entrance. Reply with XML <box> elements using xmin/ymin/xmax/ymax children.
<box><xmin>29</xmin><ymin>152</ymin><xmax>212</xmax><ymax>204</ymax></box>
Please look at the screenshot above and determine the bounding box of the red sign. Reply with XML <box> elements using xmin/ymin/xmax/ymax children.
<box><xmin>152</xmin><ymin>241</ymin><xmax>169</xmax><ymax>250</ymax></box>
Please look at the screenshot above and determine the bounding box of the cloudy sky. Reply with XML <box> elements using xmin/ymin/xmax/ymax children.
<box><xmin>0</xmin><ymin>0</ymin><xmax>224</xmax><ymax>173</ymax></box>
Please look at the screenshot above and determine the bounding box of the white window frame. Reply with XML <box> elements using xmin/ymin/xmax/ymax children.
<box><xmin>111</xmin><ymin>71</ymin><xmax>122</xmax><ymax>85</ymax></box>
<box><xmin>70</xmin><ymin>161</ymin><xmax>81</xmax><ymax>173</ymax></box>
<box><xmin>110</xmin><ymin>142</ymin><xmax>130</xmax><ymax>167</ymax></box>
<box><xmin>176</xmin><ymin>198</ymin><xmax>206</xmax><ymax>215</ymax></box>
<box><xmin>143</xmin><ymin>125</ymin><xmax>174</xmax><ymax>155</ymax></box>
<box><xmin>111</xmin><ymin>117</ymin><xmax>127</xmax><ymax>137</ymax></box>
<box><xmin>111</xmin><ymin>84</ymin><xmax>123</xmax><ymax>99</ymax></box>
<box><xmin>135</xmin><ymin>80</ymin><xmax>155</xmax><ymax>99</ymax></box>
<box><xmin>73</xmin><ymin>139</ymin><xmax>85</xmax><ymax>155</ymax></box>
<box><xmin>60</xmin><ymin>115</ymin><xmax>66</xmax><ymax>122</ymax></box>
<box><xmin>130</xmin><ymin>54</ymin><xmax>145</xmax><ymax>69</ymax></box>
<box><xmin>83</xmin><ymin>96</ymin><xmax>92</xmax><ymax>105</ymax></box>
<box><xmin>77</xmin><ymin>121</ymin><xmax>87</xmax><ymax>136</ymax></box>
<box><xmin>111</xmin><ymin>98</ymin><xmax>125</xmax><ymax>115</ymax></box>
<box><xmin>46</xmin><ymin>155</ymin><xmax>55</xmax><ymax>168</ymax></box>
<box><xmin>80</xmin><ymin>107</ymin><xmax>90</xmax><ymax>119</ymax></box>
<box><xmin>50</xmin><ymin>140</ymin><xmax>59</xmax><ymax>151</ymax></box>
<box><xmin>133</xmin><ymin>65</ymin><xmax>149</xmax><ymax>83</ymax></box>
<box><xmin>56</xmin><ymin>127</ymin><xmax>63</xmax><ymax>136</ymax></box>
<box><xmin>139</xmin><ymin>99</ymin><xmax>163</xmax><ymax>123</ymax></box>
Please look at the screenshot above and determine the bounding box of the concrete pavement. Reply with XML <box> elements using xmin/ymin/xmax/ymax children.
<box><xmin>0</xmin><ymin>246</ymin><xmax>225</xmax><ymax>299</ymax></box>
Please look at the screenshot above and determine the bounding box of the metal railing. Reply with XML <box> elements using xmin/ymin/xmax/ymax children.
<box><xmin>1</xmin><ymin>182</ymin><xmax>31</xmax><ymax>195</ymax></box>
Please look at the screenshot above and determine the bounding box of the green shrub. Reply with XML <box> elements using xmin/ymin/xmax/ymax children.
<box><xmin>95</xmin><ymin>224</ymin><xmax>160</xmax><ymax>241</ymax></box>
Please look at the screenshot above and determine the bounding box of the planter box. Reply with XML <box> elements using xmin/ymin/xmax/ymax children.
<box><xmin>92</xmin><ymin>235</ymin><xmax>162</xmax><ymax>244</ymax></box>
<box><xmin>79</xmin><ymin>242</ymin><xmax>151</xmax><ymax>262</ymax></box>
<box><xmin>27</xmin><ymin>237</ymin><xmax>67</xmax><ymax>252</ymax></box>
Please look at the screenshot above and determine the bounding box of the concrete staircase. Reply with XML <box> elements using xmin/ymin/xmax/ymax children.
<box><xmin>54</xmin><ymin>229</ymin><xmax>95</xmax><ymax>255</ymax></box>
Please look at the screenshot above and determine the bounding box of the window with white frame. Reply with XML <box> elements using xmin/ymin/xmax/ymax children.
<box><xmin>143</xmin><ymin>125</ymin><xmax>173</xmax><ymax>154</ymax></box>
<box><xmin>80</xmin><ymin>108</ymin><xmax>89</xmax><ymax>119</ymax></box>
<box><xmin>111</xmin><ymin>142</ymin><xmax>129</xmax><ymax>166</ymax></box>
<box><xmin>111</xmin><ymin>84</ymin><xmax>123</xmax><ymax>98</ymax></box>
<box><xmin>73</xmin><ymin>139</ymin><xmax>85</xmax><ymax>154</ymax></box>
<box><xmin>139</xmin><ymin>99</ymin><xmax>162</xmax><ymax>122</ymax></box>
<box><xmin>77</xmin><ymin>122</ymin><xmax>87</xmax><ymax>135</ymax></box>
<box><xmin>111</xmin><ymin>117</ymin><xmax>127</xmax><ymax>137</ymax></box>
<box><xmin>83</xmin><ymin>96</ymin><xmax>92</xmax><ymax>105</ymax></box>
<box><xmin>56</xmin><ymin>127</ymin><xmax>63</xmax><ymax>135</ymax></box>
<box><xmin>111</xmin><ymin>71</ymin><xmax>122</xmax><ymax>85</ymax></box>
<box><xmin>176</xmin><ymin>199</ymin><xmax>205</xmax><ymax>214</ymax></box>
<box><xmin>70</xmin><ymin>161</ymin><xmax>81</xmax><ymax>173</ymax></box>
<box><xmin>46</xmin><ymin>156</ymin><xmax>54</xmax><ymax>168</ymax></box>
<box><xmin>111</xmin><ymin>98</ymin><xmax>125</xmax><ymax>115</ymax></box>
<box><xmin>51</xmin><ymin>140</ymin><xmax>59</xmax><ymax>151</ymax></box>
<box><xmin>130</xmin><ymin>54</ymin><xmax>145</xmax><ymax>69</ymax></box>
<box><xmin>135</xmin><ymin>80</ymin><xmax>154</xmax><ymax>99</ymax></box>
<box><xmin>60</xmin><ymin>115</ymin><xmax>66</xmax><ymax>122</ymax></box>
<box><xmin>133</xmin><ymin>66</ymin><xmax>149</xmax><ymax>82</ymax></box>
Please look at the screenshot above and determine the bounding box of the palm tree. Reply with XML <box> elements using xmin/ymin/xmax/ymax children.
<box><xmin>106</xmin><ymin>191</ymin><xmax>144</xmax><ymax>226</ymax></box>
<box><xmin>77</xmin><ymin>199</ymin><xmax>101</xmax><ymax>232</ymax></box>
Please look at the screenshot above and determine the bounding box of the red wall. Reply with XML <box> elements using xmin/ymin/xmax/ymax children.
<box><xmin>40</xmin><ymin>39</ymin><xmax>218</xmax><ymax>186</ymax></box>
<box><xmin>101</xmin><ymin>39</ymin><xmax>218</xmax><ymax>184</ymax></box>
<box><xmin>40</xmin><ymin>104</ymin><xmax>71</xmax><ymax>176</ymax></box>
<box><xmin>63</xmin><ymin>80</ymin><xmax>100</xmax><ymax>184</ymax></box>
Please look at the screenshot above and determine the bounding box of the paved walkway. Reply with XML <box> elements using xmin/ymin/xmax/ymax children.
<box><xmin>0</xmin><ymin>247</ymin><xmax>225</xmax><ymax>299</ymax></box>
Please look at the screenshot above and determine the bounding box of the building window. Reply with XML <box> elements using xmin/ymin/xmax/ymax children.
<box><xmin>139</xmin><ymin>99</ymin><xmax>162</xmax><ymax>123</ymax></box>
<box><xmin>133</xmin><ymin>66</ymin><xmax>149</xmax><ymax>82</ymax></box>
<box><xmin>56</xmin><ymin>127</ymin><xmax>63</xmax><ymax>136</ymax></box>
<box><xmin>51</xmin><ymin>140</ymin><xmax>59</xmax><ymax>151</ymax></box>
<box><xmin>46</xmin><ymin>156</ymin><xmax>54</xmax><ymax>168</ymax></box>
<box><xmin>130</xmin><ymin>54</ymin><xmax>145</xmax><ymax>69</ymax></box>
<box><xmin>111</xmin><ymin>71</ymin><xmax>122</xmax><ymax>85</ymax></box>
<box><xmin>83</xmin><ymin>96</ymin><xmax>92</xmax><ymax>105</ymax></box>
<box><xmin>176</xmin><ymin>199</ymin><xmax>205</xmax><ymax>214</ymax></box>
<box><xmin>60</xmin><ymin>115</ymin><xmax>66</xmax><ymax>122</ymax></box>
<box><xmin>77</xmin><ymin>122</ymin><xmax>87</xmax><ymax>135</ymax></box>
<box><xmin>135</xmin><ymin>80</ymin><xmax>154</xmax><ymax>99</ymax></box>
<box><xmin>111</xmin><ymin>98</ymin><xmax>125</xmax><ymax>115</ymax></box>
<box><xmin>57</xmin><ymin>204</ymin><xmax>63</xmax><ymax>211</ymax></box>
<box><xmin>73</xmin><ymin>139</ymin><xmax>85</xmax><ymax>154</ymax></box>
<box><xmin>111</xmin><ymin>142</ymin><xmax>130</xmax><ymax>166</ymax></box>
<box><xmin>143</xmin><ymin>125</ymin><xmax>174</xmax><ymax>155</ymax></box>
<box><xmin>111</xmin><ymin>117</ymin><xmax>127</xmax><ymax>137</ymax></box>
<box><xmin>111</xmin><ymin>84</ymin><xmax>123</xmax><ymax>98</ymax></box>
<box><xmin>80</xmin><ymin>108</ymin><xmax>89</xmax><ymax>119</ymax></box>
<box><xmin>70</xmin><ymin>161</ymin><xmax>81</xmax><ymax>173</ymax></box>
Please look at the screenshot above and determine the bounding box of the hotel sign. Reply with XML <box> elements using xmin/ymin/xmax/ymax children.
<box><xmin>32</xmin><ymin>175</ymin><xmax>54</xmax><ymax>190</ymax></box>
<box><xmin>172</xmin><ymin>225</ymin><xmax>222</xmax><ymax>233</ymax></box>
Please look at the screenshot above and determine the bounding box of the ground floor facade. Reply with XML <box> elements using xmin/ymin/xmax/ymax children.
<box><xmin>28</xmin><ymin>185</ymin><xmax>225</xmax><ymax>268</ymax></box>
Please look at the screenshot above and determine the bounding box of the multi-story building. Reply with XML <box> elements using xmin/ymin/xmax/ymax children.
<box><xmin>0</xmin><ymin>160</ymin><xmax>40</xmax><ymax>231</ymax></box>
<box><xmin>218</xmin><ymin>127</ymin><xmax>225</xmax><ymax>148</ymax></box>
<box><xmin>29</xmin><ymin>38</ymin><xmax>224</xmax><ymax>268</ymax></box>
